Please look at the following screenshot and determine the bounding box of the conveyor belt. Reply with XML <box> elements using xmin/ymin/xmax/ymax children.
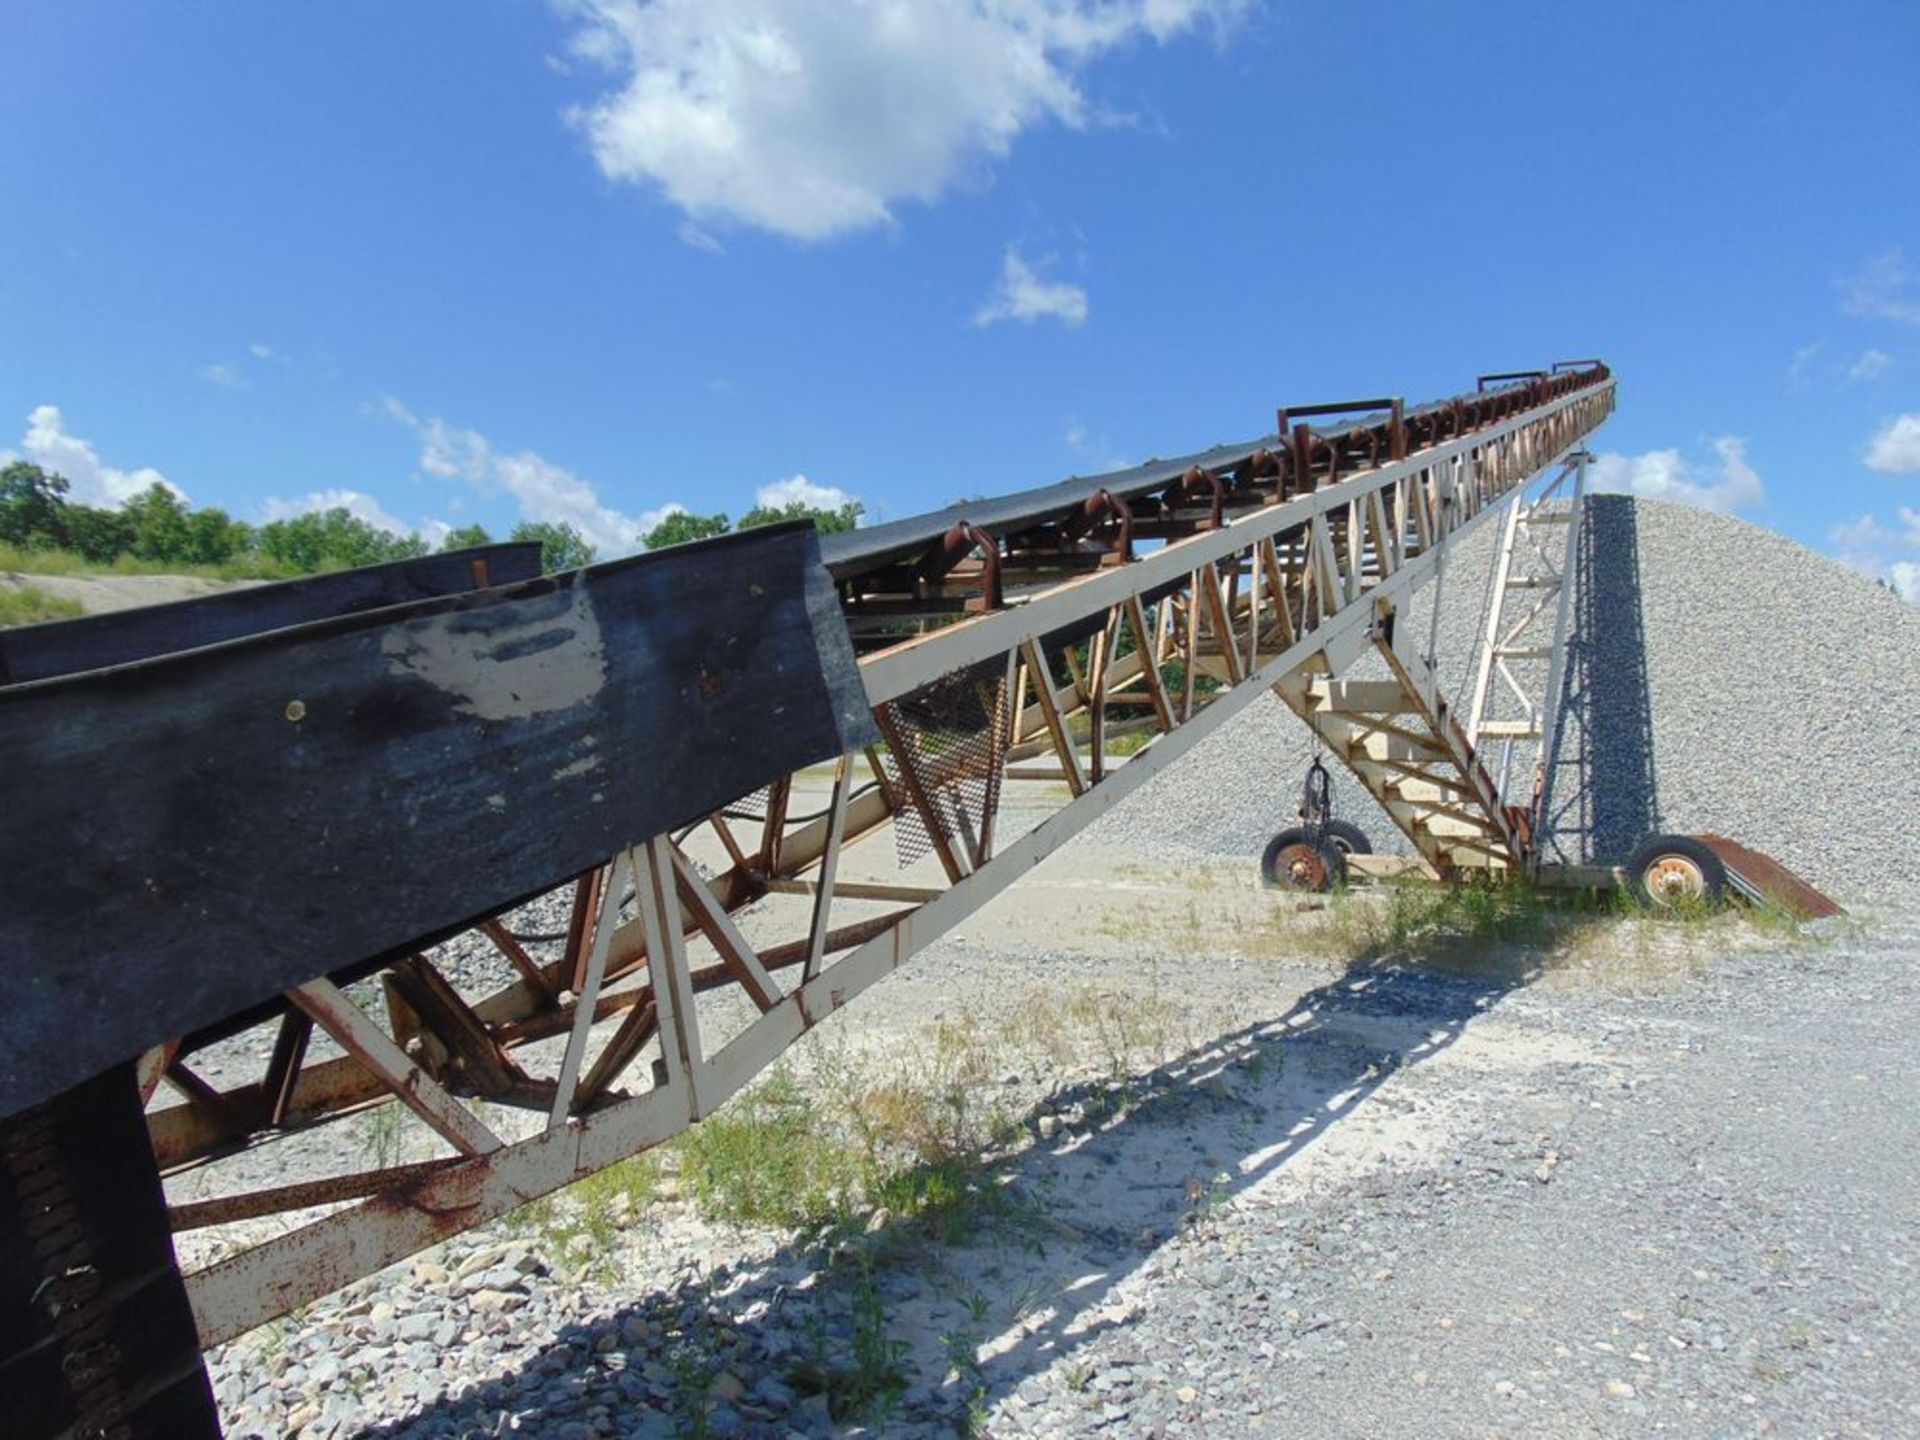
<box><xmin>821</xmin><ymin>368</ymin><xmax>1600</xmax><ymax>582</ymax></box>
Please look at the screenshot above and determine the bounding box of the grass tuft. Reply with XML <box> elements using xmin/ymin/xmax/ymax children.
<box><xmin>675</xmin><ymin>1068</ymin><xmax>866</xmax><ymax>1229</ymax></box>
<box><xmin>787</xmin><ymin>1259</ymin><xmax>913</xmax><ymax>1423</ymax></box>
<box><xmin>0</xmin><ymin>541</ymin><xmax>296</xmax><ymax>582</ymax></box>
<box><xmin>0</xmin><ymin>584</ymin><xmax>84</xmax><ymax>627</ymax></box>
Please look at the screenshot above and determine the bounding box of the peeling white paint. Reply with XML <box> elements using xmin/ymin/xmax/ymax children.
<box><xmin>381</xmin><ymin>591</ymin><xmax>609</xmax><ymax>722</ymax></box>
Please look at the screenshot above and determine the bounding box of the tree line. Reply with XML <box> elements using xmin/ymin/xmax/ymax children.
<box><xmin>640</xmin><ymin>498</ymin><xmax>862</xmax><ymax>548</ymax></box>
<box><xmin>0</xmin><ymin>459</ymin><xmax>860</xmax><ymax>579</ymax></box>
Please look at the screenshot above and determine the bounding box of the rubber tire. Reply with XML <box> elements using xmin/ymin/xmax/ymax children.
<box><xmin>1261</xmin><ymin>828</ymin><xmax>1348</xmax><ymax>892</ymax></box>
<box><xmin>1320</xmin><ymin>820</ymin><xmax>1373</xmax><ymax>859</ymax></box>
<box><xmin>1624</xmin><ymin>833</ymin><xmax>1728</xmax><ymax>909</ymax></box>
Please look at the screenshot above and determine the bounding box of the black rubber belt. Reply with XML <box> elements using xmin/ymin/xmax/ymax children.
<box><xmin>0</xmin><ymin>1063</ymin><xmax>221</xmax><ymax>1439</ymax></box>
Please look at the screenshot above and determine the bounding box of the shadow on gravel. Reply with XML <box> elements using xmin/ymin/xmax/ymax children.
<box><xmin>354</xmin><ymin>945</ymin><xmax>1551</xmax><ymax>1440</ymax></box>
<box><xmin>1544</xmin><ymin>492</ymin><xmax>1661</xmax><ymax>865</ymax></box>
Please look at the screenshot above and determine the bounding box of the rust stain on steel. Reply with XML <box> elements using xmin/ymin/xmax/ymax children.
<box><xmin>939</xmin><ymin>521</ymin><xmax>1005</xmax><ymax>612</ymax></box>
<box><xmin>1695</xmin><ymin>834</ymin><xmax>1845</xmax><ymax>919</ymax></box>
<box><xmin>1174</xmin><ymin>466</ymin><xmax>1225</xmax><ymax>530</ymax></box>
<box><xmin>488</xmin><ymin>909</ymin><xmax>914</xmax><ymax>1049</ymax></box>
<box><xmin>287</xmin><ymin>980</ymin><xmax>501</xmax><ymax>1158</ymax></box>
<box><xmin>169</xmin><ymin>1159</ymin><xmax>448</xmax><ymax>1231</ymax></box>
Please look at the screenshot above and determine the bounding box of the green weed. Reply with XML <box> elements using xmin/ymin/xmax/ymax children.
<box><xmin>506</xmin><ymin>1153</ymin><xmax>662</xmax><ymax>1271</ymax></box>
<box><xmin>360</xmin><ymin>1101</ymin><xmax>404</xmax><ymax>1169</ymax></box>
<box><xmin>675</xmin><ymin>1068</ymin><xmax>864</xmax><ymax>1229</ymax></box>
<box><xmin>788</xmin><ymin>1260</ymin><xmax>912</xmax><ymax>1424</ymax></box>
<box><xmin>0</xmin><ymin>584</ymin><xmax>83</xmax><ymax>626</ymax></box>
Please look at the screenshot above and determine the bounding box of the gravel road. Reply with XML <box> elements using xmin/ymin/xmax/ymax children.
<box><xmin>980</xmin><ymin>901</ymin><xmax>1918</xmax><ymax>1440</ymax></box>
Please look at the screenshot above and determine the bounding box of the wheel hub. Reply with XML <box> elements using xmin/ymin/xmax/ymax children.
<box><xmin>1277</xmin><ymin>842</ymin><xmax>1329</xmax><ymax>891</ymax></box>
<box><xmin>1644</xmin><ymin>854</ymin><xmax>1706</xmax><ymax>904</ymax></box>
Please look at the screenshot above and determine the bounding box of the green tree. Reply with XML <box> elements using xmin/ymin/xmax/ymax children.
<box><xmin>644</xmin><ymin>510</ymin><xmax>730</xmax><ymax>549</ymax></box>
<box><xmin>182</xmin><ymin>506</ymin><xmax>250</xmax><ymax>566</ymax></box>
<box><xmin>737</xmin><ymin>498</ymin><xmax>863</xmax><ymax>535</ymax></box>
<box><xmin>62</xmin><ymin>503</ymin><xmax>136</xmax><ymax>563</ymax></box>
<box><xmin>509</xmin><ymin>520</ymin><xmax>596</xmax><ymax>573</ymax></box>
<box><xmin>258</xmin><ymin>508</ymin><xmax>427</xmax><ymax>572</ymax></box>
<box><xmin>0</xmin><ymin>461</ymin><xmax>72</xmax><ymax>549</ymax></box>
<box><xmin>255</xmin><ymin>513</ymin><xmax>327</xmax><ymax>572</ymax></box>
<box><xmin>122</xmin><ymin>483</ymin><xmax>194</xmax><ymax>563</ymax></box>
<box><xmin>438</xmin><ymin>523</ymin><xmax>494</xmax><ymax>552</ymax></box>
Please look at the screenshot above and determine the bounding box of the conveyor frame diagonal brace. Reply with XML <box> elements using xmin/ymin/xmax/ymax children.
<box><xmin>1460</xmin><ymin>451</ymin><xmax>1589</xmax><ymax>825</ymax></box>
<box><xmin>164</xmin><ymin>373</ymin><xmax>1615</xmax><ymax>1355</ymax></box>
<box><xmin>1528</xmin><ymin>451</ymin><xmax>1589</xmax><ymax>868</ymax></box>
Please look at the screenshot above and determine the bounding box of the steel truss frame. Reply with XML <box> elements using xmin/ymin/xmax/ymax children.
<box><xmin>154</xmin><ymin>374</ymin><xmax>1613</xmax><ymax>1355</ymax></box>
<box><xmin>1464</xmin><ymin>449</ymin><xmax>1590</xmax><ymax>843</ymax></box>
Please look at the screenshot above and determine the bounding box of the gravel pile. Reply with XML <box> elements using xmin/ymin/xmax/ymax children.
<box><xmin>1098</xmin><ymin>496</ymin><xmax>1920</xmax><ymax>903</ymax></box>
<box><xmin>1620</xmin><ymin>501</ymin><xmax>1920</xmax><ymax>901</ymax></box>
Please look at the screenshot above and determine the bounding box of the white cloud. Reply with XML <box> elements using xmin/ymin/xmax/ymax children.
<box><xmin>1831</xmin><ymin>507</ymin><xmax>1920</xmax><ymax>552</ymax></box>
<box><xmin>1</xmin><ymin>405</ymin><xmax>184</xmax><ymax>505</ymax></box>
<box><xmin>1829</xmin><ymin>513</ymin><xmax>1890</xmax><ymax>552</ymax></box>
<box><xmin>973</xmin><ymin>248</ymin><xmax>1087</xmax><ymax>327</ymax></box>
<box><xmin>677</xmin><ymin>219</ymin><xmax>724</xmax><ymax>254</ymax></box>
<box><xmin>202</xmin><ymin>343</ymin><xmax>288</xmax><ymax>387</ymax></box>
<box><xmin>1865</xmin><ymin>413</ymin><xmax>1920</xmax><ymax>474</ymax></box>
<box><xmin>387</xmin><ymin>400</ymin><xmax>678</xmax><ymax>555</ymax></box>
<box><xmin>1062</xmin><ymin>415</ymin><xmax>1129</xmax><ymax>472</ymax></box>
<box><xmin>1829</xmin><ymin>505</ymin><xmax>1920</xmax><ymax>605</ymax></box>
<box><xmin>1847</xmin><ymin>348</ymin><xmax>1892</xmax><ymax>383</ymax></box>
<box><xmin>1839</xmin><ymin>247</ymin><xmax>1920</xmax><ymax>327</ymax></box>
<box><xmin>560</xmin><ymin>0</ymin><xmax>1243</xmax><ymax>240</ymax></box>
<box><xmin>262</xmin><ymin>487</ymin><xmax>416</xmax><ymax>536</ymax></box>
<box><xmin>1786</xmin><ymin>339</ymin><xmax>1822</xmax><ymax>392</ymax></box>
<box><xmin>754</xmin><ymin>473</ymin><xmax>857</xmax><ymax>513</ymax></box>
<box><xmin>198</xmin><ymin>362</ymin><xmax>248</xmax><ymax>389</ymax></box>
<box><xmin>1587</xmin><ymin>435</ymin><xmax>1764</xmax><ymax>514</ymax></box>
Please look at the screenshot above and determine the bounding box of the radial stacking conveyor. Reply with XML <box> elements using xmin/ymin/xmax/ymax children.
<box><xmin>2</xmin><ymin>363</ymin><xmax>1618</xmax><ymax>1438</ymax></box>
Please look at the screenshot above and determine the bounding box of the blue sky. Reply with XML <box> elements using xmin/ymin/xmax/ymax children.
<box><xmin>3</xmin><ymin>1</ymin><xmax>1917</xmax><ymax>597</ymax></box>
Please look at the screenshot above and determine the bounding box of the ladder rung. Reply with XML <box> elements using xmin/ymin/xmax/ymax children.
<box><xmin>1494</xmin><ymin>646</ymin><xmax>1551</xmax><ymax>659</ymax></box>
<box><xmin>1476</xmin><ymin>721</ymin><xmax>1540</xmax><ymax>738</ymax></box>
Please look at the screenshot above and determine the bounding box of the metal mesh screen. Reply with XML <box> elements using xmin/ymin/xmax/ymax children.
<box><xmin>730</xmin><ymin>785</ymin><xmax>771</xmax><ymax>820</ymax></box>
<box><xmin>878</xmin><ymin>658</ymin><xmax>1010</xmax><ymax>870</ymax></box>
